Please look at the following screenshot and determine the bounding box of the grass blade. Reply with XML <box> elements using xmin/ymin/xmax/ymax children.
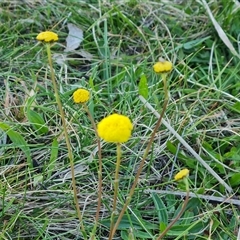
<box><xmin>0</xmin><ymin>122</ymin><xmax>32</xmax><ymax>169</ymax></box>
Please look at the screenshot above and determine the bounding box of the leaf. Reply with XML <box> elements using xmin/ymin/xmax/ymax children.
<box><xmin>183</xmin><ymin>36</ymin><xmax>210</xmax><ymax>50</ymax></box>
<box><xmin>169</xmin><ymin>221</ymin><xmax>206</xmax><ymax>236</ymax></box>
<box><xmin>0</xmin><ymin>197</ymin><xmax>15</xmax><ymax>218</ymax></box>
<box><xmin>121</xmin><ymin>229</ymin><xmax>152</xmax><ymax>239</ymax></box>
<box><xmin>0</xmin><ymin>122</ymin><xmax>32</xmax><ymax>169</ymax></box>
<box><xmin>138</xmin><ymin>74</ymin><xmax>148</xmax><ymax>98</ymax></box>
<box><xmin>65</xmin><ymin>23</ymin><xmax>83</xmax><ymax>52</ymax></box>
<box><xmin>229</xmin><ymin>173</ymin><xmax>240</xmax><ymax>187</ymax></box>
<box><xmin>151</xmin><ymin>193</ymin><xmax>168</xmax><ymax>231</ymax></box>
<box><xmin>47</xmin><ymin>138</ymin><xmax>59</xmax><ymax>178</ymax></box>
<box><xmin>26</xmin><ymin>109</ymin><xmax>49</xmax><ymax>135</ymax></box>
<box><xmin>101</xmin><ymin>214</ymin><xmax>158</xmax><ymax>231</ymax></box>
<box><xmin>89</xmin><ymin>76</ymin><xmax>95</xmax><ymax>90</ymax></box>
<box><xmin>229</xmin><ymin>102</ymin><xmax>240</xmax><ymax>114</ymax></box>
<box><xmin>224</xmin><ymin>146</ymin><xmax>240</xmax><ymax>162</ymax></box>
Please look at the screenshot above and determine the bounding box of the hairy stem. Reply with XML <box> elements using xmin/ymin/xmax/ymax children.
<box><xmin>109</xmin><ymin>143</ymin><xmax>121</xmax><ymax>239</ymax></box>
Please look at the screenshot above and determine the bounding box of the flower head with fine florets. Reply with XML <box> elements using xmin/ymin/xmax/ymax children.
<box><xmin>174</xmin><ymin>168</ymin><xmax>189</xmax><ymax>181</ymax></box>
<box><xmin>36</xmin><ymin>31</ymin><xmax>58</xmax><ymax>42</ymax></box>
<box><xmin>153</xmin><ymin>59</ymin><xmax>172</xmax><ymax>74</ymax></box>
<box><xmin>97</xmin><ymin>114</ymin><xmax>133</xmax><ymax>143</ymax></box>
<box><xmin>73</xmin><ymin>89</ymin><xmax>90</xmax><ymax>104</ymax></box>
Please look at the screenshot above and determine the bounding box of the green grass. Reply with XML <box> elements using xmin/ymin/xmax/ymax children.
<box><xmin>1</xmin><ymin>0</ymin><xmax>240</xmax><ymax>239</ymax></box>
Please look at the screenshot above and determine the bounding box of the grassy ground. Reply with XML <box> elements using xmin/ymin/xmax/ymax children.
<box><xmin>1</xmin><ymin>0</ymin><xmax>240</xmax><ymax>239</ymax></box>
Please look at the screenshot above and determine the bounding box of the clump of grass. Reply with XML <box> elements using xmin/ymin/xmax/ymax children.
<box><xmin>1</xmin><ymin>0</ymin><xmax>240</xmax><ymax>239</ymax></box>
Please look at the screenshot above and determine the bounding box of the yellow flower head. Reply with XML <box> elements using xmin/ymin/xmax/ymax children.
<box><xmin>36</xmin><ymin>31</ymin><xmax>58</xmax><ymax>42</ymax></box>
<box><xmin>153</xmin><ymin>59</ymin><xmax>173</xmax><ymax>73</ymax></box>
<box><xmin>174</xmin><ymin>168</ymin><xmax>189</xmax><ymax>181</ymax></box>
<box><xmin>97</xmin><ymin>114</ymin><xmax>133</xmax><ymax>143</ymax></box>
<box><xmin>73</xmin><ymin>88</ymin><xmax>90</xmax><ymax>104</ymax></box>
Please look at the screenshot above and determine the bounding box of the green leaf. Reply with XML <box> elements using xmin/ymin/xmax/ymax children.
<box><xmin>151</xmin><ymin>193</ymin><xmax>168</xmax><ymax>230</ymax></box>
<box><xmin>121</xmin><ymin>229</ymin><xmax>152</xmax><ymax>239</ymax></box>
<box><xmin>183</xmin><ymin>36</ymin><xmax>210</xmax><ymax>49</ymax></box>
<box><xmin>181</xmin><ymin>211</ymin><xmax>194</xmax><ymax>225</ymax></box>
<box><xmin>229</xmin><ymin>173</ymin><xmax>240</xmax><ymax>187</ymax></box>
<box><xmin>101</xmin><ymin>214</ymin><xmax>158</xmax><ymax>231</ymax></box>
<box><xmin>27</xmin><ymin>109</ymin><xmax>49</xmax><ymax>135</ymax></box>
<box><xmin>169</xmin><ymin>221</ymin><xmax>206</xmax><ymax>236</ymax></box>
<box><xmin>121</xmin><ymin>230</ymin><xmax>131</xmax><ymax>240</ymax></box>
<box><xmin>229</xmin><ymin>102</ymin><xmax>240</xmax><ymax>113</ymax></box>
<box><xmin>224</xmin><ymin>146</ymin><xmax>240</xmax><ymax>162</ymax></box>
<box><xmin>47</xmin><ymin>138</ymin><xmax>59</xmax><ymax>178</ymax></box>
<box><xmin>89</xmin><ymin>76</ymin><xmax>95</xmax><ymax>91</ymax></box>
<box><xmin>138</xmin><ymin>73</ymin><xmax>148</xmax><ymax>98</ymax></box>
<box><xmin>0</xmin><ymin>197</ymin><xmax>15</xmax><ymax>218</ymax></box>
<box><xmin>0</xmin><ymin>123</ymin><xmax>32</xmax><ymax>169</ymax></box>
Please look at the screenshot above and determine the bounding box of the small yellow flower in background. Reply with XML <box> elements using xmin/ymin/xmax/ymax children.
<box><xmin>36</xmin><ymin>31</ymin><xmax>58</xmax><ymax>42</ymax></box>
<box><xmin>97</xmin><ymin>114</ymin><xmax>133</xmax><ymax>143</ymax></box>
<box><xmin>174</xmin><ymin>168</ymin><xmax>189</xmax><ymax>181</ymax></box>
<box><xmin>73</xmin><ymin>89</ymin><xmax>90</xmax><ymax>104</ymax></box>
<box><xmin>153</xmin><ymin>59</ymin><xmax>173</xmax><ymax>73</ymax></box>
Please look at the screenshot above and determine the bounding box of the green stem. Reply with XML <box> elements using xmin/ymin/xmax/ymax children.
<box><xmin>45</xmin><ymin>43</ymin><xmax>87</xmax><ymax>238</ymax></box>
<box><xmin>109</xmin><ymin>73</ymin><xmax>169</xmax><ymax>239</ymax></box>
<box><xmin>109</xmin><ymin>143</ymin><xmax>121</xmax><ymax>239</ymax></box>
<box><xmin>114</xmin><ymin>143</ymin><xmax>121</xmax><ymax>211</ymax></box>
<box><xmin>156</xmin><ymin>178</ymin><xmax>189</xmax><ymax>240</ymax></box>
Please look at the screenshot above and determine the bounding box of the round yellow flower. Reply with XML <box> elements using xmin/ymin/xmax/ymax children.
<box><xmin>174</xmin><ymin>169</ymin><xmax>189</xmax><ymax>181</ymax></box>
<box><xmin>153</xmin><ymin>60</ymin><xmax>172</xmax><ymax>73</ymax></box>
<box><xmin>97</xmin><ymin>114</ymin><xmax>133</xmax><ymax>143</ymax></box>
<box><xmin>36</xmin><ymin>31</ymin><xmax>58</xmax><ymax>42</ymax></box>
<box><xmin>73</xmin><ymin>89</ymin><xmax>90</xmax><ymax>104</ymax></box>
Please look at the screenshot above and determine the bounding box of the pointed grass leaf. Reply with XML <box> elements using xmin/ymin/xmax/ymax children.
<box><xmin>47</xmin><ymin>138</ymin><xmax>59</xmax><ymax>178</ymax></box>
<box><xmin>183</xmin><ymin>36</ymin><xmax>210</xmax><ymax>50</ymax></box>
<box><xmin>0</xmin><ymin>122</ymin><xmax>32</xmax><ymax>169</ymax></box>
<box><xmin>229</xmin><ymin>102</ymin><xmax>240</xmax><ymax>114</ymax></box>
<box><xmin>27</xmin><ymin>109</ymin><xmax>48</xmax><ymax>135</ymax></box>
<box><xmin>138</xmin><ymin>74</ymin><xmax>148</xmax><ymax>98</ymax></box>
<box><xmin>151</xmin><ymin>193</ymin><xmax>168</xmax><ymax>231</ymax></box>
<box><xmin>89</xmin><ymin>76</ymin><xmax>95</xmax><ymax>90</ymax></box>
<box><xmin>0</xmin><ymin>197</ymin><xmax>15</xmax><ymax>218</ymax></box>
